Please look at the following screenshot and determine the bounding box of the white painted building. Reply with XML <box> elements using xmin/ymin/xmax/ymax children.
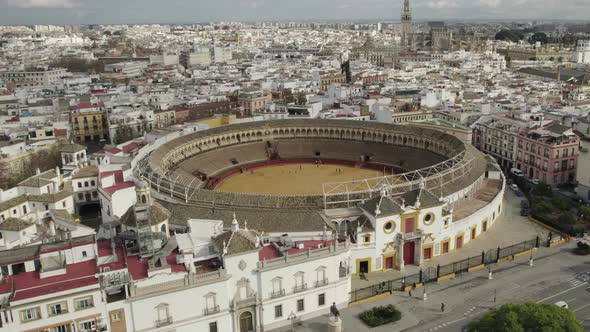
<box><xmin>575</xmin><ymin>40</ymin><xmax>590</xmax><ymax>64</ymax></box>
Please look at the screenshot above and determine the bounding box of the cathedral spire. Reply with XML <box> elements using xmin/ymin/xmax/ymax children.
<box><xmin>401</xmin><ymin>0</ymin><xmax>413</xmax><ymax>45</ymax></box>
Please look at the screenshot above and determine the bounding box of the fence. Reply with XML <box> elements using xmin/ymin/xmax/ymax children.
<box><xmin>350</xmin><ymin>236</ymin><xmax>541</xmax><ymax>304</ymax></box>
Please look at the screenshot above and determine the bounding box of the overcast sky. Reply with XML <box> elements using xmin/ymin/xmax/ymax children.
<box><xmin>0</xmin><ymin>0</ymin><xmax>588</xmax><ymax>25</ymax></box>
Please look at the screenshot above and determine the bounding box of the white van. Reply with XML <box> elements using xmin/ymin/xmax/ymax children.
<box><xmin>510</xmin><ymin>168</ymin><xmax>524</xmax><ymax>177</ymax></box>
<box><xmin>555</xmin><ymin>301</ymin><xmax>569</xmax><ymax>309</ymax></box>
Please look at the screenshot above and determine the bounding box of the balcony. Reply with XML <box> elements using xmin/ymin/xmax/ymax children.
<box><xmin>270</xmin><ymin>289</ymin><xmax>286</xmax><ymax>299</ymax></box>
<box><xmin>293</xmin><ymin>284</ymin><xmax>308</xmax><ymax>293</ymax></box>
<box><xmin>155</xmin><ymin>317</ymin><xmax>173</xmax><ymax>327</ymax></box>
<box><xmin>203</xmin><ymin>305</ymin><xmax>220</xmax><ymax>316</ymax></box>
<box><xmin>401</xmin><ymin>229</ymin><xmax>424</xmax><ymax>240</ymax></box>
<box><xmin>315</xmin><ymin>279</ymin><xmax>329</xmax><ymax>287</ymax></box>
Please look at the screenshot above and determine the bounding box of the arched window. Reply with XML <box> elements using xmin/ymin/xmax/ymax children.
<box><xmin>141</xmin><ymin>195</ymin><xmax>147</xmax><ymax>204</ymax></box>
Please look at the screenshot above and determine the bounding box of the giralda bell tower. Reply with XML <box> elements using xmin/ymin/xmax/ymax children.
<box><xmin>401</xmin><ymin>0</ymin><xmax>412</xmax><ymax>45</ymax></box>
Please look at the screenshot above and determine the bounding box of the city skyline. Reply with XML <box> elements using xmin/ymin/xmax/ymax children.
<box><xmin>0</xmin><ymin>0</ymin><xmax>589</xmax><ymax>25</ymax></box>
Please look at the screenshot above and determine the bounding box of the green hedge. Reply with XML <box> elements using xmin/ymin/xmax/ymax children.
<box><xmin>359</xmin><ymin>305</ymin><xmax>402</xmax><ymax>327</ymax></box>
<box><xmin>575</xmin><ymin>242</ymin><xmax>590</xmax><ymax>256</ymax></box>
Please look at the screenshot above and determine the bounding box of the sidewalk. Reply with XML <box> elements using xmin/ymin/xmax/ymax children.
<box><xmin>270</xmin><ymin>240</ymin><xmax>576</xmax><ymax>332</ymax></box>
<box><xmin>352</xmin><ymin>189</ymin><xmax>549</xmax><ymax>290</ymax></box>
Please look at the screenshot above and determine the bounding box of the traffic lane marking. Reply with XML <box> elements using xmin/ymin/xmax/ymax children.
<box><xmin>536</xmin><ymin>282</ymin><xmax>588</xmax><ymax>303</ymax></box>
<box><xmin>573</xmin><ymin>303</ymin><xmax>590</xmax><ymax>313</ymax></box>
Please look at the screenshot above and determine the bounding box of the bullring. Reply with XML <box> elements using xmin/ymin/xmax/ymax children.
<box><xmin>135</xmin><ymin>119</ymin><xmax>505</xmax><ymax>273</ymax></box>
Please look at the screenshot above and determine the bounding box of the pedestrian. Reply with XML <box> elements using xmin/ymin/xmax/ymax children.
<box><xmin>408</xmin><ymin>289</ymin><xmax>412</xmax><ymax>297</ymax></box>
<box><xmin>441</xmin><ymin>303</ymin><xmax>445</xmax><ymax>312</ymax></box>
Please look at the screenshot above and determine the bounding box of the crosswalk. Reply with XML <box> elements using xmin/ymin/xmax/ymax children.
<box><xmin>428</xmin><ymin>307</ymin><xmax>477</xmax><ymax>331</ymax></box>
<box><xmin>427</xmin><ymin>273</ymin><xmax>590</xmax><ymax>332</ymax></box>
<box><xmin>565</xmin><ymin>272</ymin><xmax>590</xmax><ymax>288</ymax></box>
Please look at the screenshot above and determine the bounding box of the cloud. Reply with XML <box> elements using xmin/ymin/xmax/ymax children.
<box><xmin>427</xmin><ymin>0</ymin><xmax>458</xmax><ymax>9</ymax></box>
<box><xmin>478</xmin><ymin>0</ymin><xmax>502</xmax><ymax>7</ymax></box>
<box><xmin>3</xmin><ymin>0</ymin><xmax>79</xmax><ymax>8</ymax></box>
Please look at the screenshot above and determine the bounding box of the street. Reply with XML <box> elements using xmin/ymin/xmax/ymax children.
<box><xmin>409</xmin><ymin>242</ymin><xmax>590</xmax><ymax>332</ymax></box>
<box><xmin>270</xmin><ymin>241</ymin><xmax>590</xmax><ymax>332</ymax></box>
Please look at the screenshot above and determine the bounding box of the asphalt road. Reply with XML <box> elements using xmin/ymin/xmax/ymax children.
<box><xmin>536</xmin><ymin>272</ymin><xmax>590</xmax><ymax>331</ymax></box>
<box><xmin>407</xmin><ymin>242</ymin><xmax>590</xmax><ymax>332</ymax></box>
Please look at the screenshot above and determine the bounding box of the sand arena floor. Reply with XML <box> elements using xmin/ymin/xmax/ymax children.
<box><xmin>214</xmin><ymin>163</ymin><xmax>386</xmax><ymax>195</ymax></box>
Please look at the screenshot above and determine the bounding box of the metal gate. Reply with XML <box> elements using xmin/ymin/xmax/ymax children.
<box><xmin>423</xmin><ymin>266</ymin><xmax>437</xmax><ymax>284</ymax></box>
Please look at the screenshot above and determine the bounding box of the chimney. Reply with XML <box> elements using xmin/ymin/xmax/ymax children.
<box><xmin>231</xmin><ymin>213</ymin><xmax>239</xmax><ymax>232</ymax></box>
<box><xmin>48</xmin><ymin>220</ymin><xmax>56</xmax><ymax>237</ymax></box>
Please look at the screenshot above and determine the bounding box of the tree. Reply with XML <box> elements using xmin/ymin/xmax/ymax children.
<box><xmin>495</xmin><ymin>30</ymin><xmax>524</xmax><ymax>43</ymax></box>
<box><xmin>528</xmin><ymin>32</ymin><xmax>549</xmax><ymax>45</ymax></box>
<box><xmin>468</xmin><ymin>303</ymin><xmax>583</xmax><ymax>332</ymax></box>
<box><xmin>50</xmin><ymin>58</ymin><xmax>105</xmax><ymax>74</ymax></box>
<box><xmin>576</xmin><ymin>206</ymin><xmax>590</xmax><ymax>222</ymax></box>
<box><xmin>558</xmin><ymin>212</ymin><xmax>576</xmax><ymax>226</ymax></box>
<box><xmin>113</xmin><ymin>125</ymin><xmax>134</xmax><ymax>144</ymax></box>
<box><xmin>533</xmin><ymin>182</ymin><xmax>553</xmax><ymax>197</ymax></box>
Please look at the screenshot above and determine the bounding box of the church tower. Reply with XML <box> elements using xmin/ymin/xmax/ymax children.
<box><xmin>401</xmin><ymin>0</ymin><xmax>413</xmax><ymax>45</ymax></box>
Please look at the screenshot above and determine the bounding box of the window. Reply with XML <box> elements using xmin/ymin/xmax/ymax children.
<box><xmin>75</xmin><ymin>296</ymin><xmax>94</xmax><ymax>310</ymax></box>
<box><xmin>82</xmin><ymin>251</ymin><xmax>87</xmax><ymax>258</ymax></box>
<box><xmin>204</xmin><ymin>293</ymin><xmax>218</xmax><ymax>315</ymax></box>
<box><xmin>78</xmin><ymin>193</ymin><xmax>84</xmax><ymax>200</ymax></box>
<box><xmin>156</xmin><ymin>304</ymin><xmax>171</xmax><ymax>326</ymax></box>
<box><xmin>318</xmin><ymin>293</ymin><xmax>326</xmax><ymax>306</ymax></box>
<box><xmin>22</xmin><ymin>205</ymin><xmax>27</xmax><ymax>214</ymax></box>
<box><xmin>297</xmin><ymin>299</ymin><xmax>305</xmax><ymax>312</ymax></box>
<box><xmin>111</xmin><ymin>311</ymin><xmax>122</xmax><ymax>322</ymax></box>
<box><xmin>423</xmin><ymin>213</ymin><xmax>435</xmax><ymax>226</ymax></box>
<box><xmin>48</xmin><ymin>301</ymin><xmax>68</xmax><ymax>316</ymax></box>
<box><xmin>271</xmin><ymin>277</ymin><xmax>283</xmax><ymax>297</ymax></box>
<box><xmin>383</xmin><ymin>221</ymin><xmax>395</xmax><ymax>233</ymax></box>
<box><xmin>274</xmin><ymin>304</ymin><xmax>283</xmax><ymax>318</ymax></box>
<box><xmin>78</xmin><ymin>182</ymin><xmax>82</xmax><ymax>188</ymax></box>
<box><xmin>209</xmin><ymin>322</ymin><xmax>218</xmax><ymax>332</ymax></box>
<box><xmin>294</xmin><ymin>272</ymin><xmax>305</xmax><ymax>291</ymax></box>
<box><xmin>53</xmin><ymin>324</ymin><xmax>71</xmax><ymax>332</ymax></box>
<box><xmin>84</xmin><ymin>181</ymin><xmax>89</xmax><ymax>187</ymax></box>
<box><xmin>20</xmin><ymin>307</ymin><xmax>41</xmax><ymax>322</ymax></box>
<box><xmin>316</xmin><ymin>266</ymin><xmax>327</xmax><ymax>287</ymax></box>
<box><xmin>79</xmin><ymin>320</ymin><xmax>94</xmax><ymax>331</ymax></box>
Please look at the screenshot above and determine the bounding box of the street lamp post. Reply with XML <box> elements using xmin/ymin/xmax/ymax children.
<box><xmin>288</xmin><ymin>311</ymin><xmax>297</xmax><ymax>332</ymax></box>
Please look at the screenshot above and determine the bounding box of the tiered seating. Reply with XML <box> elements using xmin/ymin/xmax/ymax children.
<box><xmin>176</xmin><ymin>142</ymin><xmax>268</xmax><ymax>177</ymax></box>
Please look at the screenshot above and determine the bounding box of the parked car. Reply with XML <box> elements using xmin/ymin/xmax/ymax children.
<box><xmin>515</xmin><ymin>190</ymin><xmax>523</xmax><ymax>197</ymax></box>
<box><xmin>510</xmin><ymin>184</ymin><xmax>519</xmax><ymax>191</ymax></box>
<box><xmin>520</xmin><ymin>208</ymin><xmax>529</xmax><ymax>216</ymax></box>
<box><xmin>555</xmin><ymin>301</ymin><xmax>569</xmax><ymax>309</ymax></box>
<box><xmin>510</xmin><ymin>168</ymin><xmax>524</xmax><ymax>177</ymax></box>
<box><xmin>520</xmin><ymin>200</ymin><xmax>530</xmax><ymax>209</ymax></box>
